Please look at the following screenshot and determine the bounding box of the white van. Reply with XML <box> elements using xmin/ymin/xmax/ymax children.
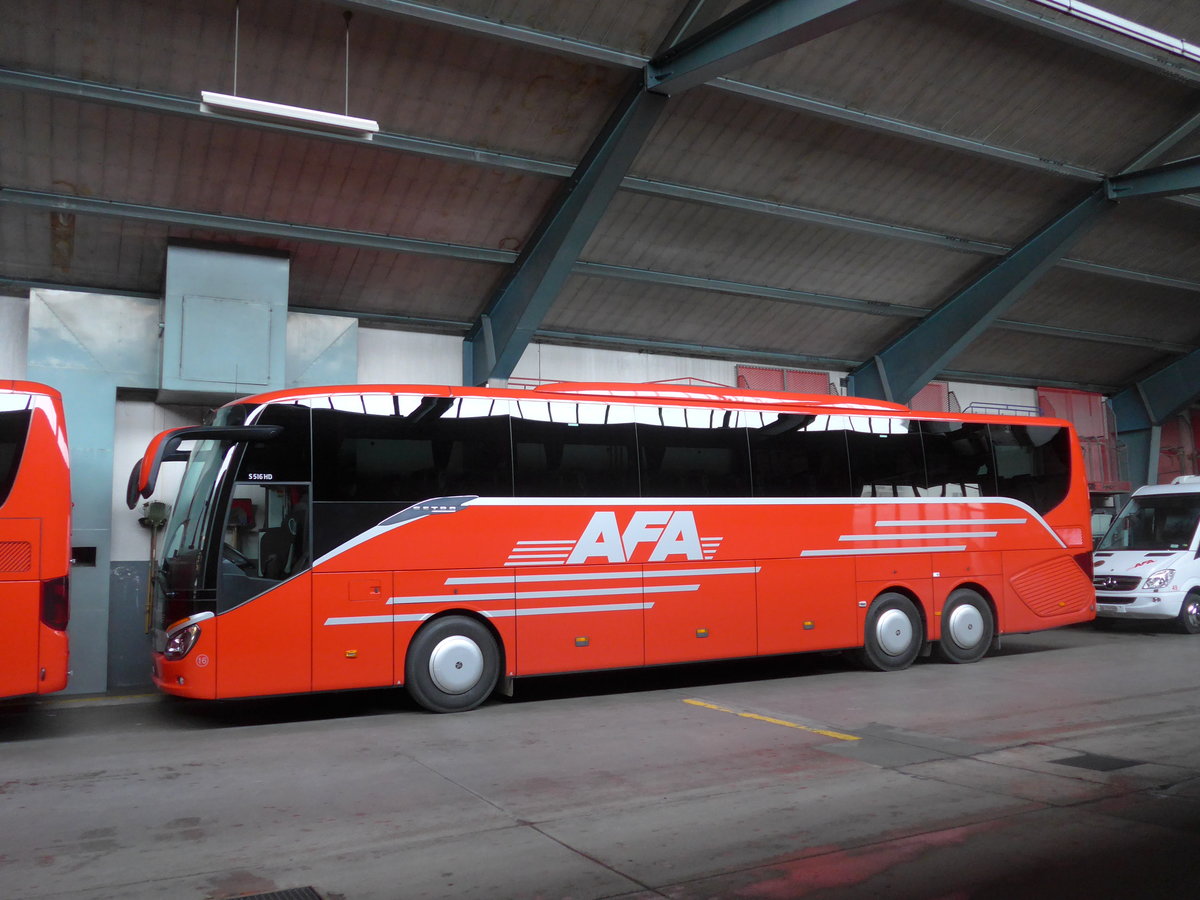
<box><xmin>1093</xmin><ymin>476</ymin><xmax>1200</xmax><ymax>634</ymax></box>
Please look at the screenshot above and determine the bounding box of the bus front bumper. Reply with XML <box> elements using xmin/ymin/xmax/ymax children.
<box><xmin>1096</xmin><ymin>590</ymin><xmax>1185</xmax><ymax>621</ymax></box>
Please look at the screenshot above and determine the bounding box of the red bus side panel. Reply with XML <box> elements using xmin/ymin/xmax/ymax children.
<box><xmin>0</xmin><ymin>580</ymin><xmax>39</xmax><ymax>697</ymax></box>
<box><xmin>756</xmin><ymin>556</ymin><xmax>857</xmax><ymax>654</ymax></box>
<box><xmin>513</xmin><ymin>565</ymin><xmax>643</xmax><ymax>676</ymax></box>
<box><xmin>644</xmin><ymin>562</ymin><xmax>756</xmax><ymax>665</ymax></box>
<box><xmin>216</xmin><ymin>574</ymin><xmax>313</xmax><ymax>698</ymax></box>
<box><xmin>313</xmin><ymin>572</ymin><xmax>394</xmax><ymax>691</ymax></box>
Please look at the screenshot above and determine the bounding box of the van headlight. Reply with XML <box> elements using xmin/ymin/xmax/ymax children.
<box><xmin>164</xmin><ymin>624</ymin><xmax>202</xmax><ymax>660</ymax></box>
<box><xmin>1144</xmin><ymin>569</ymin><xmax>1175</xmax><ymax>591</ymax></box>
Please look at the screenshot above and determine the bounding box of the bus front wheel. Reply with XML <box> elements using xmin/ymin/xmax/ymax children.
<box><xmin>935</xmin><ymin>588</ymin><xmax>994</xmax><ymax>664</ymax></box>
<box><xmin>856</xmin><ymin>593</ymin><xmax>922</xmax><ymax>672</ymax></box>
<box><xmin>405</xmin><ymin>616</ymin><xmax>500</xmax><ymax>713</ymax></box>
<box><xmin>1175</xmin><ymin>593</ymin><xmax>1200</xmax><ymax>635</ymax></box>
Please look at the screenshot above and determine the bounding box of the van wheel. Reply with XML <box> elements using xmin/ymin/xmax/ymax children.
<box><xmin>405</xmin><ymin>616</ymin><xmax>500</xmax><ymax>713</ymax></box>
<box><xmin>935</xmin><ymin>589</ymin><xmax>993</xmax><ymax>664</ymax></box>
<box><xmin>1175</xmin><ymin>593</ymin><xmax>1200</xmax><ymax>635</ymax></box>
<box><xmin>856</xmin><ymin>593</ymin><xmax>922</xmax><ymax>672</ymax></box>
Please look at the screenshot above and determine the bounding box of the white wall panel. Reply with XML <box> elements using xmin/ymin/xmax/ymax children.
<box><xmin>110</xmin><ymin>399</ymin><xmax>203</xmax><ymax>561</ymax></box>
<box><xmin>0</xmin><ymin>295</ymin><xmax>29</xmax><ymax>379</ymax></box>
<box><xmin>511</xmin><ymin>343</ymin><xmax>740</xmax><ymax>388</ymax></box>
<box><xmin>357</xmin><ymin>328</ymin><xmax>463</xmax><ymax>385</ymax></box>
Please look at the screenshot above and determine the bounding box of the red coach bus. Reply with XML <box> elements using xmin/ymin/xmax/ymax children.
<box><xmin>1</xmin><ymin>381</ymin><xmax>70</xmax><ymax>698</ymax></box>
<box><xmin>127</xmin><ymin>382</ymin><xmax>1094</xmax><ymax>712</ymax></box>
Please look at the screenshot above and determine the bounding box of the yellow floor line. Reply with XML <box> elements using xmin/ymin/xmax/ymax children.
<box><xmin>684</xmin><ymin>698</ymin><xmax>860</xmax><ymax>741</ymax></box>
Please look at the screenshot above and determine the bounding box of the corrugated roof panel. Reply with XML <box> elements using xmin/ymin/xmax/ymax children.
<box><xmin>1011</xmin><ymin>269</ymin><xmax>1200</xmax><ymax>343</ymax></box>
<box><xmin>0</xmin><ymin>0</ymin><xmax>632</xmax><ymax>165</ymax></box>
<box><xmin>585</xmin><ymin>193</ymin><xmax>986</xmax><ymax>308</ymax></box>
<box><xmin>947</xmin><ymin>329</ymin><xmax>1164</xmax><ymax>389</ymax></box>
<box><xmin>2</xmin><ymin>95</ymin><xmax>560</xmax><ymax>251</ymax></box>
<box><xmin>731</xmin><ymin>0</ymin><xmax>1196</xmax><ymax>174</ymax></box>
<box><xmin>634</xmin><ymin>87</ymin><xmax>1084</xmax><ymax>245</ymax></box>
<box><xmin>287</xmin><ymin>246</ymin><xmax>503</xmax><ymax>320</ymax></box>
<box><xmin>1072</xmin><ymin>201</ymin><xmax>1200</xmax><ymax>281</ymax></box>
<box><xmin>548</xmin><ymin>275</ymin><xmax>907</xmax><ymax>362</ymax></box>
<box><xmin>419</xmin><ymin>0</ymin><xmax>685</xmax><ymax>57</ymax></box>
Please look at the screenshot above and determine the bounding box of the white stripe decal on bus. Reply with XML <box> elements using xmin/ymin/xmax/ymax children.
<box><xmin>446</xmin><ymin>566</ymin><xmax>761</xmax><ymax>585</ymax></box>
<box><xmin>838</xmin><ymin>531</ymin><xmax>997</xmax><ymax>541</ymax></box>
<box><xmin>388</xmin><ymin>584</ymin><xmax>699</xmax><ymax>605</ymax></box>
<box><xmin>874</xmin><ymin>518</ymin><xmax>1026</xmax><ymax>527</ymax></box>
<box><xmin>324</xmin><ymin>601</ymin><xmax>656</xmax><ymax>626</ymax></box>
<box><xmin>802</xmin><ymin>545</ymin><xmax>967</xmax><ymax>557</ymax></box>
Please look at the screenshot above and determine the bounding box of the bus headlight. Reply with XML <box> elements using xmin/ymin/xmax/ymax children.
<box><xmin>1144</xmin><ymin>569</ymin><xmax>1175</xmax><ymax>591</ymax></box>
<box><xmin>164</xmin><ymin>624</ymin><xmax>202</xmax><ymax>660</ymax></box>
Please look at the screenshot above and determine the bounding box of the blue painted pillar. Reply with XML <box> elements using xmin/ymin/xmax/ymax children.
<box><xmin>26</xmin><ymin>290</ymin><xmax>160</xmax><ymax>694</ymax></box>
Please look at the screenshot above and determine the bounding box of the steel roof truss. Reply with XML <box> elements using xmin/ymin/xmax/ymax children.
<box><xmin>1107</xmin><ymin>154</ymin><xmax>1200</xmax><ymax>200</ymax></box>
<box><xmin>646</xmin><ymin>0</ymin><xmax>908</xmax><ymax>95</ymax></box>
<box><xmin>461</xmin><ymin>82</ymin><xmax>668</xmax><ymax>385</ymax></box>
<box><xmin>848</xmin><ymin>188</ymin><xmax>1114</xmax><ymax>403</ymax></box>
<box><xmin>1110</xmin><ymin>349</ymin><xmax>1200</xmax><ymax>431</ymax></box>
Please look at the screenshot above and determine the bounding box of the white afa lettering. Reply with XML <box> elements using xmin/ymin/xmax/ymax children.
<box><xmin>566</xmin><ymin>510</ymin><xmax>703</xmax><ymax>564</ymax></box>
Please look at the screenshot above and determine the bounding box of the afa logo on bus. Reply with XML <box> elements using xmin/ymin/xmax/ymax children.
<box><xmin>566</xmin><ymin>510</ymin><xmax>719</xmax><ymax>564</ymax></box>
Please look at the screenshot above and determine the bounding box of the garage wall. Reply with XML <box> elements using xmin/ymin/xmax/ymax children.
<box><xmin>0</xmin><ymin>296</ymin><xmax>28</xmax><ymax>379</ymax></box>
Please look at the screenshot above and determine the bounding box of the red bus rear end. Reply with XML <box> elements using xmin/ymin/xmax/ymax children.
<box><xmin>0</xmin><ymin>381</ymin><xmax>71</xmax><ymax>698</ymax></box>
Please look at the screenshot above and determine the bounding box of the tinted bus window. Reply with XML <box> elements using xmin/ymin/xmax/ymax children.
<box><xmin>919</xmin><ymin>420</ymin><xmax>996</xmax><ymax>498</ymax></box>
<box><xmin>236</xmin><ymin>402</ymin><xmax>312</xmax><ymax>484</ymax></box>
<box><xmin>748</xmin><ymin>413</ymin><xmax>852</xmax><ymax>497</ymax></box>
<box><xmin>845</xmin><ymin>417</ymin><xmax>927</xmax><ymax>497</ymax></box>
<box><xmin>311</xmin><ymin>396</ymin><xmax>513</xmax><ymax>502</ymax></box>
<box><xmin>0</xmin><ymin>409</ymin><xmax>31</xmax><ymax>507</ymax></box>
<box><xmin>635</xmin><ymin>406</ymin><xmax>751</xmax><ymax>497</ymax></box>
<box><xmin>512</xmin><ymin>400</ymin><xmax>639</xmax><ymax>497</ymax></box>
<box><xmin>989</xmin><ymin>423</ymin><xmax>1071</xmax><ymax>514</ymax></box>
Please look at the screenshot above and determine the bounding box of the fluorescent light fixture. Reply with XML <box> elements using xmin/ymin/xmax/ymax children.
<box><xmin>200</xmin><ymin>91</ymin><xmax>379</xmax><ymax>138</ymax></box>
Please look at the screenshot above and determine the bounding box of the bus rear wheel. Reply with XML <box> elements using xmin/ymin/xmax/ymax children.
<box><xmin>856</xmin><ymin>593</ymin><xmax>922</xmax><ymax>672</ymax></box>
<box><xmin>935</xmin><ymin>588</ymin><xmax>994</xmax><ymax>664</ymax></box>
<box><xmin>405</xmin><ymin>616</ymin><xmax>500</xmax><ymax>713</ymax></box>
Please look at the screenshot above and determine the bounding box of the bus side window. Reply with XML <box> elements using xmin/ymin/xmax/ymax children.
<box><xmin>919</xmin><ymin>420</ymin><xmax>996</xmax><ymax>498</ymax></box>
<box><xmin>748</xmin><ymin>415</ymin><xmax>852</xmax><ymax>497</ymax></box>
<box><xmin>845</xmin><ymin>417</ymin><xmax>927</xmax><ymax>497</ymax></box>
<box><xmin>635</xmin><ymin>406</ymin><xmax>751</xmax><ymax>498</ymax></box>
<box><xmin>989</xmin><ymin>424</ymin><xmax>1071</xmax><ymax>514</ymax></box>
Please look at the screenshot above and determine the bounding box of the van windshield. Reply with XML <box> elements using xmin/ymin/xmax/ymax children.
<box><xmin>1098</xmin><ymin>493</ymin><xmax>1200</xmax><ymax>552</ymax></box>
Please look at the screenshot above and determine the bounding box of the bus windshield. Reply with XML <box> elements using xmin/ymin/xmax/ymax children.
<box><xmin>1098</xmin><ymin>493</ymin><xmax>1200</xmax><ymax>552</ymax></box>
<box><xmin>160</xmin><ymin>438</ymin><xmax>236</xmax><ymax>567</ymax></box>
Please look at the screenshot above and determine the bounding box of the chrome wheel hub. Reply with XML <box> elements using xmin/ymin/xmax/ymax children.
<box><xmin>876</xmin><ymin>608</ymin><xmax>914</xmax><ymax>656</ymax></box>
<box><xmin>947</xmin><ymin>603</ymin><xmax>984</xmax><ymax>649</ymax></box>
<box><xmin>428</xmin><ymin>635</ymin><xmax>484</xmax><ymax>694</ymax></box>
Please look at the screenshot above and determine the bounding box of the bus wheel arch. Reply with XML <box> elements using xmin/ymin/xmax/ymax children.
<box><xmin>936</xmin><ymin>586</ymin><xmax>995</xmax><ymax>664</ymax></box>
<box><xmin>404</xmin><ymin>613</ymin><xmax>503</xmax><ymax>713</ymax></box>
<box><xmin>856</xmin><ymin>591</ymin><xmax>924</xmax><ymax>672</ymax></box>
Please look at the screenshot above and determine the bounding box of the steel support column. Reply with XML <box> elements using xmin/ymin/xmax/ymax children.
<box><xmin>462</xmin><ymin>82</ymin><xmax>668</xmax><ymax>385</ymax></box>
<box><xmin>848</xmin><ymin>188</ymin><xmax>1114</xmax><ymax>403</ymax></box>
<box><xmin>646</xmin><ymin>0</ymin><xmax>907</xmax><ymax>95</ymax></box>
<box><xmin>1107</xmin><ymin>154</ymin><xmax>1200</xmax><ymax>200</ymax></box>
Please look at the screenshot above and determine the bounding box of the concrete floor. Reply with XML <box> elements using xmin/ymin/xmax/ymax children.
<box><xmin>3</xmin><ymin>621</ymin><xmax>1200</xmax><ymax>900</ymax></box>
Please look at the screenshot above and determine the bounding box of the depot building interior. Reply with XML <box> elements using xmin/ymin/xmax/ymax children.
<box><xmin>3</xmin><ymin>0</ymin><xmax>1200</xmax><ymax>698</ymax></box>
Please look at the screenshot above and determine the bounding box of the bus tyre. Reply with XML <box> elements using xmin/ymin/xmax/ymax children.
<box><xmin>857</xmin><ymin>593</ymin><xmax>922</xmax><ymax>672</ymax></box>
<box><xmin>1175</xmin><ymin>593</ymin><xmax>1200</xmax><ymax>635</ymax></box>
<box><xmin>935</xmin><ymin>589</ymin><xmax>994</xmax><ymax>664</ymax></box>
<box><xmin>405</xmin><ymin>616</ymin><xmax>500</xmax><ymax>713</ymax></box>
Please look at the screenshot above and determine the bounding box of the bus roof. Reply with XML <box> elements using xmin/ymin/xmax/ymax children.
<box><xmin>217</xmin><ymin>382</ymin><xmax>1073</xmax><ymax>429</ymax></box>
